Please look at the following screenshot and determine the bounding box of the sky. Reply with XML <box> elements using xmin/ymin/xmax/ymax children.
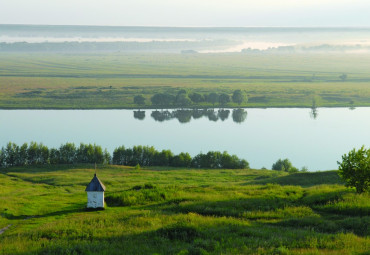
<box><xmin>1</xmin><ymin>0</ymin><xmax>370</xmax><ymax>27</ymax></box>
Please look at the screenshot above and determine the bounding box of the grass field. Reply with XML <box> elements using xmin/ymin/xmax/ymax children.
<box><xmin>1</xmin><ymin>53</ymin><xmax>370</xmax><ymax>109</ymax></box>
<box><xmin>0</xmin><ymin>164</ymin><xmax>369</xmax><ymax>254</ymax></box>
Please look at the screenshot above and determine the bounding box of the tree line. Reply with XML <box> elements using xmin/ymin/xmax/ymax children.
<box><xmin>113</xmin><ymin>145</ymin><xmax>249</xmax><ymax>169</ymax></box>
<box><xmin>0</xmin><ymin>142</ymin><xmax>249</xmax><ymax>170</ymax></box>
<box><xmin>0</xmin><ymin>142</ymin><xmax>111</xmax><ymax>168</ymax></box>
<box><xmin>134</xmin><ymin>89</ymin><xmax>248</xmax><ymax>108</ymax></box>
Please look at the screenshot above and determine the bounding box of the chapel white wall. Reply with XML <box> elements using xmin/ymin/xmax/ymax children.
<box><xmin>87</xmin><ymin>191</ymin><xmax>104</xmax><ymax>208</ymax></box>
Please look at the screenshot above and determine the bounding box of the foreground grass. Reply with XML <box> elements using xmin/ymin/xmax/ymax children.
<box><xmin>1</xmin><ymin>53</ymin><xmax>370</xmax><ymax>109</ymax></box>
<box><xmin>0</xmin><ymin>165</ymin><xmax>369</xmax><ymax>254</ymax></box>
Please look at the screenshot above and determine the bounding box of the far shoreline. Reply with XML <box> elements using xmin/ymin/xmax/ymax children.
<box><xmin>0</xmin><ymin>105</ymin><xmax>364</xmax><ymax>110</ymax></box>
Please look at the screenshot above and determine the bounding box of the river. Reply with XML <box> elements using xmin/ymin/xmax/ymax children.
<box><xmin>1</xmin><ymin>107</ymin><xmax>369</xmax><ymax>171</ymax></box>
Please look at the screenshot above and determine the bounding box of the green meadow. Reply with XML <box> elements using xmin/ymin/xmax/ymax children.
<box><xmin>1</xmin><ymin>53</ymin><xmax>370</xmax><ymax>109</ymax></box>
<box><xmin>0</xmin><ymin>165</ymin><xmax>369</xmax><ymax>254</ymax></box>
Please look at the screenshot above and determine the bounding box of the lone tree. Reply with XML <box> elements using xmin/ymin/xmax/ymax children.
<box><xmin>134</xmin><ymin>95</ymin><xmax>146</xmax><ymax>107</ymax></box>
<box><xmin>232</xmin><ymin>90</ymin><xmax>248</xmax><ymax>105</ymax></box>
<box><xmin>338</xmin><ymin>146</ymin><xmax>370</xmax><ymax>193</ymax></box>
<box><xmin>339</xmin><ymin>73</ymin><xmax>347</xmax><ymax>81</ymax></box>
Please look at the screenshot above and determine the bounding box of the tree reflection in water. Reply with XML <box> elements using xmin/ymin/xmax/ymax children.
<box><xmin>145</xmin><ymin>108</ymin><xmax>248</xmax><ymax>124</ymax></box>
<box><xmin>151</xmin><ymin>110</ymin><xmax>173</xmax><ymax>122</ymax></box>
<box><xmin>173</xmin><ymin>109</ymin><xmax>193</xmax><ymax>123</ymax></box>
<box><xmin>218</xmin><ymin>109</ymin><xmax>230</xmax><ymax>121</ymax></box>
<box><xmin>310</xmin><ymin>107</ymin><xmax>319</xmax><ymax>119</ymax></box>
<box><xmin>232</xmin><ymin>108</ymin><xmax>247</xmax><ymax>123</ymax></box>
<box><xmin>133</xmin><ymin>110</ymin><xmax>145</xmax><ymax>120</ymax></box>
<box><xmin>206</xmin><ymin>109</ymin><xmax>219</xmax><ymax>122</ymax></box>
<box><xmin>309</xmin><ymin>98</ymin><xmax>319</xmax><ymax>120</ymax></box>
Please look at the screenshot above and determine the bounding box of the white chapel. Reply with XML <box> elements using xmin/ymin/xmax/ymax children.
<box><xmin>85</xmin><ymin>173</ymin><xmax>106</xmax><ymax>209</ymax></box>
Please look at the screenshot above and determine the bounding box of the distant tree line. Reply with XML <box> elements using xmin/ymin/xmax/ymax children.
<box><xmin>0</xmin><ymin>142</ymin><xmax>249</xmax><ymax>170</ymax></box>
<box><xmin>113</xmin><ymin>145</ymin><xmax>249</xmax><ymax>169</ymax></box>
<box><xmin>134</xmin><ymin>89</ymin><xmax>248</xmax><ymax>108</ymax></box>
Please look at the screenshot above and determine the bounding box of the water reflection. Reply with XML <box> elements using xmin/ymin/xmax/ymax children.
<box><xmin>174</xmin><ymin>109</ymin><xmax>192</xmax><ymax>123</ymax></box>
<box><xmin>218</xmin><ymin>109</ymin><xmax>230</xmax><ymax>121</ymax></box>
<box><xmin>134</xmin><ymin>109</ymin><xmax>248</xmax><ymax>124</ymax></box>
<box><xmin>151</xmin><ymin>110</ymin><xmax>172</xmax><ymax>122</ymax></box>
<box><xmin>310</xmin><ymin>98</ymin><xmax>319</xmax><ymax>119</ymax></box>
<box><xmin>310</xmin><ymin>107</ymin><xmax>318</xmax><ymax>119</ymax></box>
<box><xmin>133</xmin><ymin>110</ymin><xmax>145</xmax><ymax>120</ymax></box>
<box><xmin>232</xmin><ymin>108</ymin><xmax>248</xmax><ymax>123</ymax></box>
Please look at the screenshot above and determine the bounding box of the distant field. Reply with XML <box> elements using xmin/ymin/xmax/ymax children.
<box><xmin>0</xmin><ymin>164</ymin><xmax>369</xmax><ymax>254</ymax></box>
<box><xmin>1</xmin><ymin>53</ymin><xmax>370</xmax><ymax>108</ymax></box>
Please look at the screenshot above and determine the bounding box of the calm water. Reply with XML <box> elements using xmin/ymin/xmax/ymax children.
<box><xmin>1</xmin><ymin>108</ymin><xmax>369</xmax><ymax>171</ymax></box>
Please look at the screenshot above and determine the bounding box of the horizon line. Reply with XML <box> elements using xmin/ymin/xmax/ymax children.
<box><xmin>1</xmin><ymin>23</ymin><xmax>370</xmax><ymax>29</ymax></box>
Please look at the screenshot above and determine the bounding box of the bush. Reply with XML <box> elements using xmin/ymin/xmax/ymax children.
<box><xmin>338</xmin><ymin>146</ymin><xmax>370</xmax><ymax>193</ymax></box>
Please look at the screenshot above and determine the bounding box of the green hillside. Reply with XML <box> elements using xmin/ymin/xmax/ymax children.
<box><xmin>0</xmin><ymin>165</ymin><xmax>369</xmax><ymax>254</ymax></box>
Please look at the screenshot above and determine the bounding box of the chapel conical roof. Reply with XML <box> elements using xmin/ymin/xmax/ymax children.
<box><xmin>85</xmin><ymin>174</ymin><xmax>106</xmax><ymax>192</ymax></box>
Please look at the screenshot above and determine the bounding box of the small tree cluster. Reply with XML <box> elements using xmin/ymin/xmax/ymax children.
<box><xmin>191</xmin><ymin>151</ymin><xmax>249</xmax><ymax>169</ymax></box>
<box><xmin>146</xmin><ymin>90</ymin><xmax>248</xmax><ymax>108</ymax></box>
<box><xmin>113</xmin><ymin>146</ymin><xmax>249</xmax><ymax>169</ymax></box>
<box><xmin>0</xmin><ymin>142</ymin><xmax>111</xmax><ymax>167</ymax></box>
<box><xmin>272</xmin><ymin>158</ymin><xmax>299</xmax><ymax>173</ymax></box>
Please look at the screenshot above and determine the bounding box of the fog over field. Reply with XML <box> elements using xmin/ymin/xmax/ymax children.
<box><xmin>1</xmin><ymin>25</ymin><xmax>370</xmax><ymax>53</ymax></box>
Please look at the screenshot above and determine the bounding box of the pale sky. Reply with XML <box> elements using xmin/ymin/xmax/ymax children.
<box><xmin>1</xmin><ymin>0</ymin><xmax>370</xmax><ymax>27</ymax></box>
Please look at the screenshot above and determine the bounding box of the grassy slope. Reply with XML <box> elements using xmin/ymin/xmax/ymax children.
<box><xmin>0</xmin><ymin>165</ymin><xmax>369</xmax><ymax>255</ymax></box>
<box><xmin>1</xmin><ymin>53</ymin><xmax>370</xmax><ymax>109</ymax></box>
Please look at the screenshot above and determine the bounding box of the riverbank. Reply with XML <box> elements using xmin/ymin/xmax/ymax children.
<box><xmin>0</xmin><ymin>104</ymin><xmax>366</xmax><ymax>110</ymax></box>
